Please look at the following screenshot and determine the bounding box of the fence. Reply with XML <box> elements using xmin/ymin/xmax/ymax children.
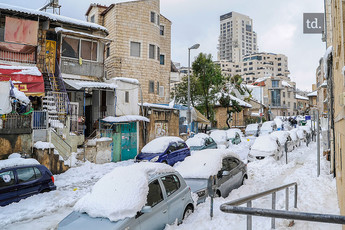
<box><xmin>0</xmin><ymin>47</ymin><xmax>37</xmax><ymax>64</ymax></box>
<box><xmin>32</xmin><ymin>111</ymin><xmax>48</xmax><ymax>130</ymax></box>
<box><xmin>0</xmin><ymin>113</ymin><xmax>32</xmax><ymax>130</ymax></box>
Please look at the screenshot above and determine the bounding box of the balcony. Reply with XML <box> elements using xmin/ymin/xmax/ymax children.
<box><xmin>0</xmin><ymin>41</ymin><xmax>37</xmax><ymax>64</ymax></box>
<box><xmin>61</xmin><ymin>57</ymin><xmax>104</xmax><ymax>78</ymax></box>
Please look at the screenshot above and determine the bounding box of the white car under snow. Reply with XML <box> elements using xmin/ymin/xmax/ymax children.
<box><xmin>248</xmin><ymin>135</ymin><xmax>283</xmax><ymax>161</ymax></box>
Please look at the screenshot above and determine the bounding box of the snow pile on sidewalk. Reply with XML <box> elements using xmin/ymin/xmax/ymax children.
<box><xmin>167</xmin><ymin>142</ymin><xmax>340</xmax><ymax>230</ymax></box>
<box><xmin>0</xmin><ymin>158</ymin><xmax>39</xmax><ymax>170</ymax></box>
<box><xmin>74</xmin><ymin>162</ymin><xmax>175</xmax><ymax>222</ymax></box>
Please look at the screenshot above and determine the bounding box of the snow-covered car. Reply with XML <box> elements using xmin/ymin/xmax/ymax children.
<box><xmin>0</xmin><ymin>158</ymin><xmax>56</xmax><ymax>206</ymax></box>
<box><xmin>248</xmin><ymin>135</ymin><xmax>282</xmax><ymax>161</ymax></box>
<box><xmin>58</xmin><ymin>163</ymin><xmax>194</xmax><ymax>230</ymax></box>
<box><xmin>299</xmin><ymin>125</ymin><xmax>312</xmax><ymax>135</ymax></box>
<box><xmin>175</xmin><ymin>149</ymin><xmax>247</xmax><ymax>204</ymax></box>
<box><xmin>245</xmin><ymin>123</ymin><xmax>260</xmax><ymax>137</ymax></box>
<box><xmin>226</xmin><ymin>129</ymin><xmax>242</xmax><ymax>145</ymax></box>
<box><xmin>229</xmin><ymin>128</ymin><xmax>244</xmax><ymax>137</ymax></box>
<box><xmin>294</xmin><ymin>128</ymin><xmax>307</xmax><ymax>143</ymax></box>
<box><xmin>186</xmin><ymin>133</ymin><xmax>217</xmax><ymax>151</ymax></box>
<box><xmin>288</xmin><ymin>130</ymin><xmax>300</xmax><ymax>147</ymax></box>
<box><xmin>210</xmin><ymin>130</ymin><xmax>229</xmax><ymax>148</ymax></box>
<box><xmin>270</xmin><ymin>131</ymin><xmax>294</xmax><ymax>152</ymax></box>
<box><xmin>259</xmin><ymin>121</ymin><xmax>277</xmax><ymax>135</ymax></box>
<box><xmin>136</xmin><ymin>136</ymin><xmax>190</xmax><ymax>166</ymax></box>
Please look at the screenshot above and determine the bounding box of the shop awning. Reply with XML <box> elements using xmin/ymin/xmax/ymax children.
<box><xmin>195</xmin><ymin>109</ymin><xmax>210</xmax><ymax>124</ymax></box>
<box><xmin>63</xmin><ymin>79</ymin><xmax>117</xmax><ymax>90</ymax></box>
<box><xmin>0</xmin><ymin>65</ymin><xmax>45</xmax><ymax>97</ymax></box>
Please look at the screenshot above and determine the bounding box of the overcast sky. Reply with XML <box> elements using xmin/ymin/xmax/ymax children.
<box><xmin>4</xmin><ymin>0</ymin><xmax>326</xmax><ymax>91</ymax></box>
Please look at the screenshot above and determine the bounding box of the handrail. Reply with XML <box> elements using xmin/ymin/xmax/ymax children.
<box><xmin>50</xmin><ymin>128</ymin><xmax>72</xmax><ymax>160</ymax></box>
<box><xmin>220</xmin><ymin>182</ymin><xmax>297</xmax><ymax>229</ymax></box>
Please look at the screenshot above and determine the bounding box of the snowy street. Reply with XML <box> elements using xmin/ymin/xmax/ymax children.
<box><xmin>0</xmin><ymin>138</ymin><xmax>340</xmax><ymax>230</ymax></box>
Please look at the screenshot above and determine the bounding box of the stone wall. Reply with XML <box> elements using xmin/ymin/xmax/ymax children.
<box><xmin>0</xmin><ymin>134</ymin><xmax>32</xmax><ymax>160</ymax></box>
<box><xmin>214</xmin><ymin>107</ymin><xmax>245</xmax><ymax>129</ymax></box>
<box><xmin>91</xmin><ymin>0</ymin><xmax>171</xmax><ymax>103</ymax></box>
<box><xmin>139</xmin><ymin>108</ymin><xmax>179</xmax><ymax>151</ymax></box>
<box><xmin>85</xmin><ymin>139</ymin><xmax>112</xmax><ymax>164</ymax></box>
<box><xmin>33</xmin><ymin>148</ymin><xmax>69</xmax><ymax>174</ymax></box>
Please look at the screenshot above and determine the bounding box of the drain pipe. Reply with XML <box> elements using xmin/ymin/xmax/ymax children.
<box><xmin>138</xmin><ymin>83</ymin><xmax>146</xmax><ymax>146</ymax></box>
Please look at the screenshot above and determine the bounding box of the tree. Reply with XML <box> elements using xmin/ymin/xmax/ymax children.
<box><xmin>192</xmin><ymin>53</ymin><xmax>224</xmax><ymax>129</ymax></box>
<box><xmin>219</xmin><ymin>74</ymin><xmax>252</xmax><ymax>128</ymax></box>
<box><xmin>172</xmin><ymin>53</ymin><xmax>225</xmax><ymax>130</ymax></box>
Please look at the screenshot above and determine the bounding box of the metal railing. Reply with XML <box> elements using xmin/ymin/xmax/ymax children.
<box><xmin>0</xmin><ymin>113</ymin><xmax>32</xmax><ymax>130</ymax></box>
<box><xmin>0</xmin><ymin>43</ymin><xmax>37</xmax><ymax>64</ymax></box>
<box><xmin>32</xmin><ymin>111</ymin><xmax>48</xmax><ymax>130</ymax></box>
<box><xmin>220</xmin><ymin>182</ymin><xmax>298</xmax><ymax>229</ymax></box>
<box><xmin>220</xmin><ymin>182</ymin><xmax>345</xmax><ymax>229</ymax></box>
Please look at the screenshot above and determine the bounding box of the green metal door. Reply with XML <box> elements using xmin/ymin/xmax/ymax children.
<box><xmin>120</xmin><ymin>122</ymin><xmax>137</xmax><ymax>161</ymax></box>
<box><xmin>112</xmin><ymin>127</ymin><xmax>121</xmax><ymax>162</ymax></box>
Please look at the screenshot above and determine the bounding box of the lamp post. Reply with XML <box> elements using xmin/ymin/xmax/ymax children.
<box><xmin>187</xmin><ymin>43</ymin><xmax>200</xmax><ymax>136</ymax></box>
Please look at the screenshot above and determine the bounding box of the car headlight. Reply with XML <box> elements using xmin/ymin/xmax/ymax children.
<box><xmin>150</xmin><ymin>156</ymin><xmax>160</xmax><ymax>162</ymax></box>
<box><xmin>196</xmin><ymin>189</ymin><xmax>206</xmax><ymax>197</ymax></box>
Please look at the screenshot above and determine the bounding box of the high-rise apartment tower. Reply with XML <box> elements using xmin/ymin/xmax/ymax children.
<box><xmin>218</xmin><ymin>11</ymin><xmax>257</xmax><ymax>62</ymax></box>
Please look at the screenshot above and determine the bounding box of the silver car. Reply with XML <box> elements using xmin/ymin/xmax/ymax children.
<box><xmin>58</xmin><ymin>172</ymin><xmax>194</xmax><ymax>230</ymax></box>
<box><xmin>178</xmin><ymin>152</ymin><xmax>247</xmax><ymax>204</ymax></box>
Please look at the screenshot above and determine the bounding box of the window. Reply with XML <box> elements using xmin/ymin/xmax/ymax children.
<box><xmin>149</xmin><ymin>44</ymin><xmax>155</xmax><ymax>59</ymax></box>
<box><xmin>161</xmin><ymin>175</ymin><xmax>180</xmax><ymax>196</ymax></box>
<box><xmin>159</xmin><ymin>86</ymin><xmax>164</xmax><ymax>97</ymax></box>
<box><xmin>272</xmin><ymin>80</ymin><xmax>279</xmax><ymax>88</ymax></box>
<box><xmin>33</xmin><ymin>167</ymin><xmax>42</xmax><ymax>178</ymax></box>
<box><xmin>160</xmin><ymin>54</ymin><xmax>165</xmax><ymax>65</ymax></box>
<box><xmin>157</xmin><ymin>14</ymin><xmax>160</xmax><ymax>25</ymax></box>
<box><xmin>150</xmin><ymin>12</ymin><xmax>155</xmax><ymax>23</ymax></box>
<box><xmin>146</xmin><ymin>180</ymin><xmax>163</xmax><ymax>207</ymax></box>
<box><xmin>160</xmin><ymin>25</ymin><xmax>164</xmax><ymax>36</ymax></box>
<box><xmin>0</xmin><ymin>170</ymin><xmax>15</xmax><ymax>187</ymax></box>
<box><xmin>157</xmin><ymin>47</ymin><xmax>160</xmax><ymax>61</ymax></box>
<box><xmin>81</xmin><ymin>40</ymin><xmax>97</xmax><ymax>61</ymax></box>
<box><xmin>177</xmin><ymin>142</ymin><xmax>186</xmax><ymax>150</ymax></box>
<box><xmin>288</xmin><ymin>102</ymin><xmax>291</xmax><ymax>107</ymax></box>
<box><xmin>271</xmin><ymin>89</ymin><xmax>281</xmax><ymax>106</ymax></box>
<box><xmin>90</xmin><ymin>15</ymin><xmax>95</xmax><ymax>23</ymax></box>
<box><xmin>62</xmin><ymin>37</ymin><xmax>79</xmax><ymax>59</ymax></box>
<box><xmin>106</xmin><ymin>46</ymin><xmax>110</xmax><ymax>58</ymax></box>
<box><xmin>149</xmin><ymin>80</ymin><xmax>154</xmax><ymax>93</ymax></box>
<box><xmin>17</xmin><ymin>167</ymin><xmax>36</xmax><ymax>183</ymax></box>
<box><xmin>156</xmin><ymin>81</ymin><xmax>160</xmax><ymax>95</ymax></box>
<box><xmin>283</xmin><ymin>92</ymin><xmax>285</xmax><ymax>97</ymax></box>
<box><xmin>130</xmin><ymin>41</ymin><xmax>141</xmax><ymax>57</ymax></box>
<box><xmin>125</xmin><ymin>91</ymin><xmax>129</xmax><ymax>103</ymax></box>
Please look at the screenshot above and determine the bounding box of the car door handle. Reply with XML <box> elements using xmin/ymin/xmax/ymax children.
<box><xmin>163</xmin><ymin>209</ymin><xmax>167</xmax><ymax>214</ymax></box>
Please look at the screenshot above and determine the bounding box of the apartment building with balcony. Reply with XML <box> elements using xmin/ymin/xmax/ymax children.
<box><xmin>218</xmin><ymin>11</ymin><xmax>257</xmax><ymax>62</ymax></box>
<box><xmin>86</xmin><ymin>0</ymin><xmax>171</xmax><ymax>104</ymax></box>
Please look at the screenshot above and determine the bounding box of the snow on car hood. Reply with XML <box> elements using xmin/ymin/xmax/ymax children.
<box><xmin>251</xmin><ymin>135</ymin><xmax>278</xmax><ymax>152</ymax></box>
<box><xmin>226</xmin><ymin>129</ymin><xmax>238</xmax><ymax>139</ymax></box>
<box><xmin>270</xmin><ymin>131</ymin><xmax>289</xmax><ymax>145</ymax></box>
<box><xmin>186</xmin><ymin>133</ymin><xmax>208</xmax><ymax>147</ymax></box>
<box><xmin>74</xmin><ymin>162</ymin><xmax>175</xmax><ymax>222</ymax></box>
<box><xmin>174</xmin><ymin>149</ymin><xmax>239</xmax><ymax>179</ymax></box>
<box><xmin>141</xmin><ymin>136</ymin><xmax>184</xmax><ymax>153</ymax></box>
<box><xmin>210</xmin><ymin>130</ymin><xmax>227</xmax><ymax>144</ymax></box>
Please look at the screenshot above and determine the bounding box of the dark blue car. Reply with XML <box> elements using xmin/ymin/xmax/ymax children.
<box><xmin>136</xmin><ymin>136</ymin><xmax>191</xmax><ymax>166</ymax></box>
<box><xmin>0</xmin><ymin>164</ymin><xmax>56</xmax><ymax>206</ymax></box>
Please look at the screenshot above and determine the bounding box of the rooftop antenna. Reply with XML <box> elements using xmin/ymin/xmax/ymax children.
<box><xmin>38</xmin><ymin>0</ymin><xmax>61</xmax><ymax>15</ymax></box>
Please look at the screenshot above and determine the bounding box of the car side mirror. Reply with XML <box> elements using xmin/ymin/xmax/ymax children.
<box><xmin>141</xmin><ymin>206</ymin><xmax>152</xmax><ymax>213</ymax></box>
<box><xmin>222</xmin><ymin>171</ymin><xmax>230</xmax><ymax>176</ymax></box>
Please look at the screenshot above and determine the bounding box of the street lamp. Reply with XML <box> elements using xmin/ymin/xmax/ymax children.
<box><xmin>187</xmin><ymin>43</ymin><xmax>200</xmax><ymax>136</ymax></box>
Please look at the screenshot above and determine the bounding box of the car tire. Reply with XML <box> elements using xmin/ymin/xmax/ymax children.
<box><xmin>162</xmin><ymin>161</ymin><xmax>168</xmax><ymax>165</ymax></box>
<box><xmin>215</xmin><ymin>190</ymin><xmax>221</xmax><ymax>198</ymax></box>
<box><xmin>183</xmin><ymin>205</ymin><xmax>194</xmax><ymax>220</ymax></box>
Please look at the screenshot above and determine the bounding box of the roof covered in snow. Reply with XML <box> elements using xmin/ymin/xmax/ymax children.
<box><xmin>63</xmin><ymin>79</ymin><xmax>117</xmax><ymax>90</ymax></box>
<box><xmin>140</xmin><ymin>103</ymin><xmax>176</xmax><ymax>110</ymax></box>
<box><xmin>0</xmin><ymin>3</ymin><xmax>108</xmax><ymax>33</ymax></box>
<box><xmin>254</xmin><ymin>77</ymin><xmax>270</xmax><ymax>83</ymax></box>
<box><xmin>141</xmin><ymin>136</ymin><xmax>184</xmax><ymax>154</ymax></box>
<box><xmin>174</xmin><ymin>149</ymin><xmax>239</xmax><ymax>179</ymax></box>
<box><xmin>296</xmin><ymin>94</ymin><xmax>309</xmax><ymax>100</ymax></box>
<box><xmin>307</xmin><ymin>91</ymin><xmax>317</xmax><ymax>97</ymax></box>
<box><xmin>282</xmin><ymin>81</ymin><xmax>293</xmax><ymax>88</ymax></box>
<box><xmin>0</xmin><ymin>65</ymin><xmax>41</xmax><ymax>76</ymax></box>
<box><xmin>102</xmin><ymin>115</ymin><xmax>149</xmax><ymax>123</ymax></box>
<box><xmin>112</xmin><ymin>77</ymin><xmax>140</xmax><ymax>85</ymax></box>
<box><xmin>74</xmin><ymin>163</ymin><xmax>175</xmax><ymax>222</ymax></box>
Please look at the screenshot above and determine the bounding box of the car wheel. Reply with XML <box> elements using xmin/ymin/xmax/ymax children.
<box><xmin>215</xmin><ymin>190</ymin><xmax>221</xmax><ymax>198</ymax></box>
<box><xmin>162</xmin><ymin>161</ymin><xmax>168</xmax><ymax>165</ymax></box>
<box><xmin>183</xmin><ymin>205</ymin><xmax>194</xmax><ymax>220</ymax></box>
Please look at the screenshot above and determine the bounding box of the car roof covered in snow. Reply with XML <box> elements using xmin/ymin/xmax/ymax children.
<box><xmin>141</xmin><ymin>136</ymin><xmax>184</xmax><ymax>154</ymax></box>
<box><xmin>174</xmin><ymin>149</ymin><xmax>240</xmax><ymax>179</ymax></box>
<box><xmin>74</xmin><ymin>162</ymin><xmax>175</xmax><ymax>222</ymax></box>
<box><xmin>186</xmin><ymin>133</ymin><xmax>209</xmax><ymax>147</ymax></box>
<box><xmin>251</xmin><ymin>135</ymin><xmax>278</xmax><ymax>152</ymax></box>
<box><xmin>0</xmin><ymin>158</ymin><xmax>40</xmax><ymax>170</ymax></box>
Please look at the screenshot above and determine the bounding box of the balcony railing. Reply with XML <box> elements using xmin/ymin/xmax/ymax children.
<box><xmin>0</xmin><ymin>113</ymin><xmax>32</xmax><ymax>134</ymax></box>
<box><xmin>0</xmin><ymin>42</ymin><xmax>37</xmax><ymax>64</ymax></box>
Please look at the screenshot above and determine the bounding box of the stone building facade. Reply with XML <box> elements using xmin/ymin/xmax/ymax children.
<box><xmin>326</xmin><ymin>0</ymin><xmax>345</xmax><ymax>220</ymax></box>
<box><xmin>86</xmin><ymin>0</ymin><xmax>171</xmax><ymax>104</ymax></box>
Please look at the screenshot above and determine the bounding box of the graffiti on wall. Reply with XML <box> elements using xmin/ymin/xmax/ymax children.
<box><xmin>155</xmin><ymin>122</ymin><xmax>168</xmax><ymax>137</ymax></box>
